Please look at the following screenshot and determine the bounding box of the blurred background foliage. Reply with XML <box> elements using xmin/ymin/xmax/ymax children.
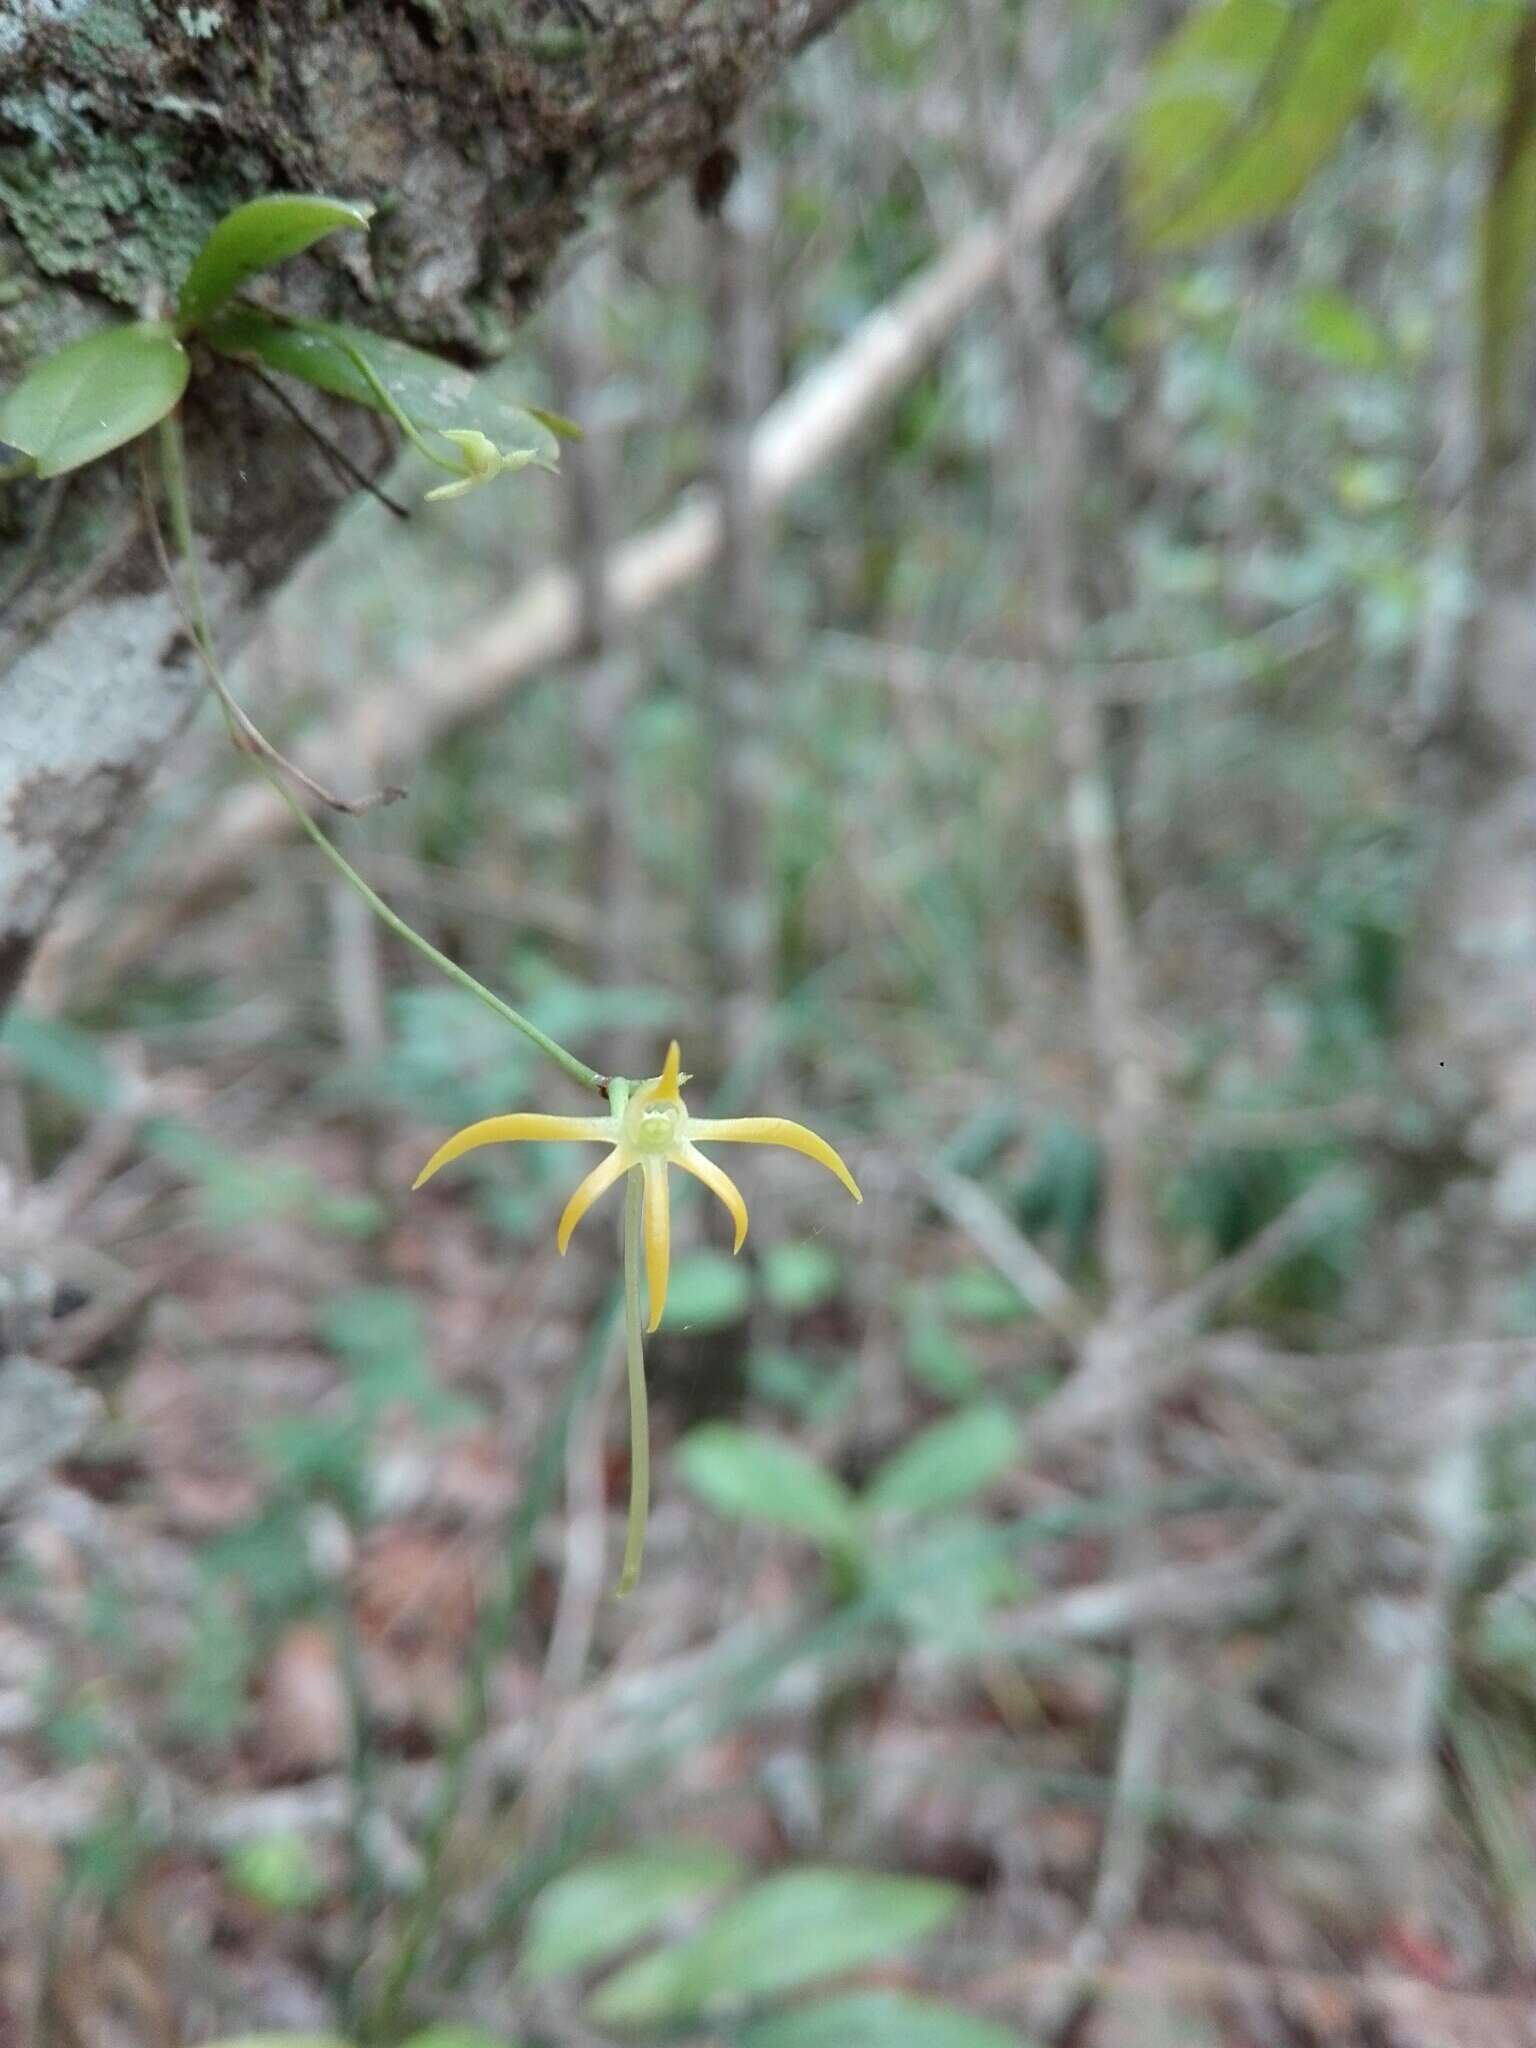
<box><xmin>6</xmin><ymin>0</ymin><xmax>1536</xmax><ymax>2043</ymax></box>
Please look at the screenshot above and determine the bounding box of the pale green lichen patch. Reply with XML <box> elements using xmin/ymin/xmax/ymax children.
<box><xmin>0</xmin><ymin>125</ymin><xmax>251</xmax><ymax>311</ymax></box>
<box><xmin>67</xmin><ymin>0</ymin><xmax>154</xmax><ymax>68</ymax></box>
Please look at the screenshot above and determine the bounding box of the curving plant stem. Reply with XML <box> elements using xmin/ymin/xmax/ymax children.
<box><xmin>618</xmin><ymin>1164</ymin><xmax>651</xmax><ymax>1598</ymax></box>
<box><xmin>150</xmin><ymin>411</ymin><xmax>606</xmax><ymax>1097</ymax></box>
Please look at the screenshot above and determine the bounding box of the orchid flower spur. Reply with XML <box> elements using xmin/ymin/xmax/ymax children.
<box><xmin>412</xmin><ymin>1041</ymin><xmax>862</xmax><ymax>1329</ymax></box>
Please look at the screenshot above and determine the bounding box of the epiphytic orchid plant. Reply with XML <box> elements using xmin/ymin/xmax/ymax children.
<box><xmin>85</xmin><ymin>195</ymin><xmax>865</xmax><ymax>1595</ymax></box>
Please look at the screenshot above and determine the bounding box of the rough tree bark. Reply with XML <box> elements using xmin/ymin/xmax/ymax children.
<box><xmin>0</xmin><ymin>0</ymin><xmax>855</xmax><ymax>1009</ymax></box>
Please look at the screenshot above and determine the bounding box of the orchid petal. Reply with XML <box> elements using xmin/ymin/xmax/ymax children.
<box><xmin>687</xmin><ymin>1117</ymin><xmax>862</xmax><ymax>1203</ymax></box>
<box><xmin>556</xmin><ymin>1146</ymin><xmax>630</xmax><ymax>1251</ymax></box>
<box><xmin>641</xmin><ymin>1155</ymin><xmax>671</xmax><ymax>1331</ymax></box>
<box><xmin>674</xmin><ymin>1143</ymin><xmax>749</xmax><ymax>1253</ymax></box>
<box><xmin>413</xmin><ymin>1112</ymin><xmax>614</xmax><ymax>1189</ymax></box>
<box><xmin>632</xmin><ymin>1039</ymin><xmax>683</xmax><ymax>1109</ymax></box>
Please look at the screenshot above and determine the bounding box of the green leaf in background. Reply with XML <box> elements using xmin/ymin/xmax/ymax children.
<box><xmin>864</xmin><ymin>1404</ymin><xmax>1021</xmax><ymax>1517</ymax></box>
<box><xmin>1</xmin><ymin>1011</ymin><xmax>119</xmax><ymax>1112</ymax></box>
<box><xmin>761</xmin><ymin>1240</ymin><xmax>842</xmax><ymax>1316</ymax></box>
<box><xmin>359</xmin><ymin>985</ymin><xmax>537</xmax><ymax>1126</ymax></box>
<box><xmin>902</xmin><ymin>1298</ymin><xmax>982</xmax><ymax>1401</ymax></box>
<box><xmin>1131</xmin><ymin>0</ymin><xmax>1396</xmax><ymax>247</ymax></box>
<box><xmin>223</xmin><ymin>1833</ymin><xmax>327</xmax><ymax>1913</ymax></box>
<box><xmin>320</xmin><ymin>1286</ymin><xmax>480</xmax><ymax>1432</ymax></box>
<box><xmin>0</xmin><ymin>321</ymin><xmax>188</xmax><ymax>477</ymax></box>
<box><xmin>169</xmin><ymin>1578</ymin><xmax>252</xmax><ymax>1746</ymax></box>
<box><xmin>589</xmin><ymin>1868</ymin><xmax>962</xmax><ymax>2026</ymax></box>
<box><xmin>1387</xmin><ymin>0</ymin><xmax>1524</xmax><ymax>136</ymax></box>
<box><xmin>937</xmin><ymin>1266</ymin><xmax>1027</xmax><ymax>1325</ymax></box>
<box><xmin>870</xmin><ymin>1516</ymin><xmax>1023</xmax><ymax>1657</ymax></box>
<box><xmin>664</xmin><ymin>1250</ymin><xmax>754</xmax><ymax>1331</ymax></box>
<box><xmin>738</xmin><ymin>1990</ymin><xmax>1025</xmax><ymax>2048</ymax></box>
<box><xmin>676</xmin><ymin>1424</ymin><xmax>859</xmax><ymax>1550</ymax></box>
<box><xmin>199</xmin><ymin>302</ymin><xmax>560</xmax><ymax>467</ymax></box>
<box><xmin>1480</xmin><ymin>15</ymin><xmax>1536</xmax><ymax>444</ymax></box>
<box><xmin>521</xmin><ymin>1844</ymin><xmax>742</xmax><ymax>1981</ymax></box>
<box><xmin>1293</xmin><ymin>287</ymin><xmax>1389</xmax><ymax>370</ymax></box>
<box><xmin>748</xmin><ymin>1346</ymin><xmax>861</xmax><ymax>1425</ymax></box>
<box><xmin>69</xmin><ymin>1811</ymin><xmax>145</xmax><ymax>1905</ymax></box>
<box><xmin>177</xmin><ymin>193</ymin><xmax>373</xmax><ymax>334</ymax></box>
<box><xmin>1013</xmin><ymin>1119</ymin><xmax>1101</xmax><ymax>1273</ymax></box>
<box><xmin>401</xmin><ymin>2028</ymin><xmax>525</xmax><ymax>2048</ymax></box>
<box><xmin>193</xmin><ymin>2038</ymin><xmax>348</xmax><ymax>2048</ymax></box>
<box><xmin>522</xmin><ymin>401</ymin><xmax>585</xmax><ymax>441</ymax></box>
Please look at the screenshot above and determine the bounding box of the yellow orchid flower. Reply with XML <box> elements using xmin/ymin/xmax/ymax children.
<box><xmin>413</xmin><ymin>1041</ymin><xmax>861</xmax><ymax>1329</ymax></box>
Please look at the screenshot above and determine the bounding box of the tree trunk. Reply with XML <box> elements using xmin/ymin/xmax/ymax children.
<box><xmin>0</xmin><ymin>0</ymin><xmax>855</xmax><ymax>1008</ymax></box>
<box><xmin>1274</xmin><ymin>18</ymin><xmax>1536</xmax><ymax>1920</ymax></box>
<box><xmin>703</xmin><ymin>134</ymin><xmax>776</xmax><ymax>1074</ymax></box>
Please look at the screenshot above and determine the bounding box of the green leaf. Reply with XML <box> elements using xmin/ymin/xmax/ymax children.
<box><xmin>1387</xmin><ymin>0</ymin><xmax>1523</xmax><ymax>136</ymax></box>
<box><xmin>738</xmin><ymin>1991</ymin><xmax>1025</xmax><ymax>2048</ymax></box>
<box><xmin>748</xmin><ymin>1346</ymin><xmax>861</xmax><ymax>1425</ymax></box>
<box><xmin>1480</xmin><ymin>16</ymin><xmax>1536</xmax><ymax>443</ymax></box>
<box><xmin>223</xmin><ymin>1834</ymin><xmax>327</xmax><ymax>1913</ymax></box>
<box><xmin>902</xmin><ymin>1302</ymin><xmax>981</xmax><ymax>1401</ymax></box>
<box><xmin>1293</xmin><ymin>287</ymin><xmax>1389</xmax><ymax>370</ymax></box>
<box><xmin>1131</xmin><ymin>0</ymin><xmax>1396</xmax><ymax>248</ymax></box>
<box><xmin>664</xmin><ymin>1250</ymin><xmax>754</xmax><ymax>1331</ymax></box>
<box><xmin>200</xmin><ymin>303</ymin><xmax>560</xmax><ymax>466</ymax></box>
<box><xmin>176</xmin><ymin>193</ymin><xmax>373</xmax><ymax>334</ymax></box>
<box><xmin>0</xmin><ymin>322</ymin><xmax>188</xmax><ymax>477</ymax></box>
<box><xmin>521</xmin><ymin>1845</ymin><xmax>742</xmax><ymax>1981</ymax></box>
<box><xmin>937</xmin><ymin>1266</ymin><xmax>1028</xmax><ymax>1324</ymax></box>
<box><xmin>1</xmin><ymin>1010</ymin><xmax>119</xmax><ymax>1111</ymax></box>
<box><xmin>589</xmin><ymin>1868</ymin><xmax>962</xmax><ymax>2026</ymax></box>
<box><xmin>402</xmin><ymin>2028</ymin><xmax>525</xmax><ymax>2048</ymax></box>
<box><xmin>760</xmin><ymin>1240</ymin><xmax>842</xmax><ymax>1315</ymax></box>
<box><xmin>194</xmin><ymin>2039</ymin><xmax>348</xmax><ymax>2048</ymax></box>
<box><xmin>522</xmin><ymin>402</ymin><xmax>585</xmax><ymax>441</ymax></box>
<box><xmin>676</xmin><ymin>1424</ymin><xmax>858</xmax><ymax>1550</ymax></box>
<box><xmin>871</xmin><ymin>1516</ymin><xmax>1024</xmax><ymax>1655</ymax></box>
<box><xmin>864</xmin><ymin>1405</ymin><xmax>1021</xmax><ymax>1517</ymax></box>
<box><xmin>320</xmin><ymin>1286</ymin><xmax>479</xmax><ymax>1432</ymax></box>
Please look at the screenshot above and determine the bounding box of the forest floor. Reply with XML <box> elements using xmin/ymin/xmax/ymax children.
<box><xmin>4</xmin><ymin>885</ymin><xmax>1535</xmax><ymax>2048</ymax></box>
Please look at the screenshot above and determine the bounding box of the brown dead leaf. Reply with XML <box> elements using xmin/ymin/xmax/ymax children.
<box><xmin>258</xmin><ymin>1622</ymin><xmax>347</xmax><ymax>1776</ymax></box>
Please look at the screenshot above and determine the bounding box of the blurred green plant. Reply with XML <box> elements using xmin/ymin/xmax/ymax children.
<box><xmin>194</xmin><ymin>1849</ymin><xmax>1015</xmax><ymax>2044</ymax></box>
<box><xmin>523</xmin><ymin>1855</ymin><xmax>981</xmax><ymax>2037</ymax></box>
<box><xmin>1</xmin><ymin>1008</ymin><xmax>383</xmax><ymax>1236</ymax></box>
<box><xmin>678</xmin><ymin>1406</ymin><xmax>1023</xmax><ymax>1639</ymax></box>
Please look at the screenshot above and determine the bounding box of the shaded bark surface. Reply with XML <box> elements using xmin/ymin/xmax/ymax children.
<box><xmin>0</xmin><ymin>0</ymin><xmax>854</xmax><ymax>1005</ymax></box>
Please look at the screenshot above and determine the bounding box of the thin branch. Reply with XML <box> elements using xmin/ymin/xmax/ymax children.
<box><xmin>989</xmin><ymin>14</ymin><xmax>1165</xmax><ymax>2020</ymax></box>
<box><xmin>813</xmin><ymin>605</ymin><xmax>1336</xmax><ymax>705</ymax></box>
<box><xmin>920</xmin><ymin>1161</ymin><xmax>1091</xmax><ymax>1340</ymax></box>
